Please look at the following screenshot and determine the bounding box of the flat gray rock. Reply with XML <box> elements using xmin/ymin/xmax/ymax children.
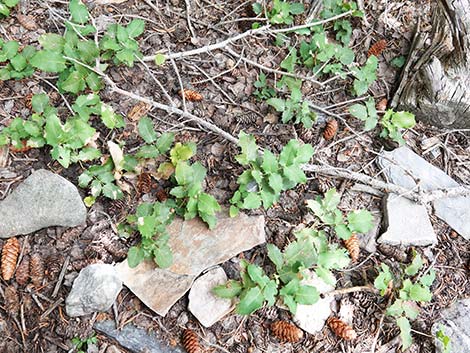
<box><xmin>116</xmin><ymin>211</ymin><xmax>265</xmax><ymax>316</ymax></box>
<box><xmin>188</xmin><ymin>266</ymin><xmax>234</xmax><ymax>327</ymax></box>
<box><xmin>293</xmin><ymin>271</ymin><xmax>334</xmax><ymax>334</ymax></box>
<box><xmin>66</xmin><ymin>264</ymin><xmax>122</xmax><ymax>317</ymax></box>
<box><xmin>432</xmin><ymin>299</ymin><xmax>470</xmax><ymax>353</ymax></box>
<box><xmin>95</xmin><ymin>320</ymin><xmax>185</xmax><ymax>353</ymax></box>
<box><xmin>0</xmin><ymin>169</ymin><xmax>86</xmax><ymax>238</ymax></box>
<box><xmin>378</xmin><ymin>194</ymin><xmax>437</xmax><ymax>246</ymax></box>
<box><xmin>378</xmin><ymin>147</ymin><xmax>470</xmax><ymax>239</ymax></box>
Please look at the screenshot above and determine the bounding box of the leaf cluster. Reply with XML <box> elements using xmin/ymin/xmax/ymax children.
<box><xmin>379</xmin><ymin>109</ymin><xmax>416</xmax><ymax>145</ymax></box>
<box><xmin>351</xmin><ymin>55</ymin><xmax>378</xmax><ymax>96</ymax></box>
<box><xmin>71</xmin><ymin>333</ymin><xmax>98</xmax><ymax>353</ymax></box>
<box><xmin>230</xmin><ymin>131</ymin><xmax>314</xmax><ymax>216</ymax></box>
<box><xmin>214</xmin><ymin>227</ymin><xmax>350</xmax><ymax>315</ymax></box>
<box><xmin>125</xmin><ymin>200</ymin><xmax>176</xmax><ymax>268</ymax></box>
<box><xmin>254</xmin><ymin>0</ymin><xmax>304</xmax><ymax>25</ymax></box>
<box><xmin>320</xmin><ymin>0</ymin><xmax>363</xmax><ymax>44</ymax></box>
<box><xmin>374</xmin><ymin>252</ymin><xmax>436</xmax><ymax>350</ymax></box>
<box><xmin>253</xmin><ymin>72</ymin><xmax>276</xmax><ymax>101</ymax></box>
<box><xmin>0</xmin><ymin>40</ymin><xmax>35</xmax><ymax>80</ymax></box>
<box><xmin>0</xmin><ymin>0</ymin><xmax>18</xmax><ymax>17</ymax></box>
<box><xmin>306</xmin><ymin>188</ymin><xmax>374</xmax><ymax>240</ymax></box>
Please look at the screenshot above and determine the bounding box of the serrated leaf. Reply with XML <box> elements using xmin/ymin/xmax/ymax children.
<box><xmin>170</xmin><ymin>142</ymin><xmax>195</xmax><ymax>165</ymax></box>
<box><xmin>349</xmin><ymin>104</ymin><xmax>367</xmax><ymax>120</ymax></box>
<box><xmin>213</xmin><ymin>280</ymin><xmax>243</xmax><ymax>298</ymax></box>
<box><xmin>127</xmin><ymin>246</ymin><xmax>144</xmax><ymax>268</ymax></box>
<box><xmin>261</xmin><ymin>149</ymin><xmax>278</xmax><ymax>174</ymax></box>
<box><xmin>101</xmin><ymin>103</ymin><xmax>124</xmax><ymax>129</ymax></box>
<box><xmin>266</xmin><ymin>98</ymin><xmax>285</xmax><ymax>112</ymax></box>
<box><xmin>154</xmin><ymin>53</ymin><xmax>166</xmax><ymax>66</ymax></box>
<box><xmin>127</xmin><ymin>19</ymin><xmax>145</xmax><ymax>38</ymax></box>
<box><xmin>237</xmin><ymin>287</ymin><xmax>264</xmax><ymax>315</ymax></box>
<box><xmin>405</xmin><ymin>252</ymin><xmax>424</xmax><ymax>276</ymax></box>
<box><xmin>155</xmin><ymin>132</ymin><xmax>174</xmax><ymax>154</ymax></box>
<box><xmin>420</xmin><ymin>269</ymin><xmax>436</xmax><ymax>287</ymax></box>
<box><xmin>236</xmin><ymin>131</ymin><xmax>258</xmax><ymax>165</ymax></box>
<box><xmin>315</xmin><ymin>267</ymin><xmax>336</xmax><ymax>286</ymax></box>
<box><xmin>30</xmin><ymin>50</ymin><xmax>66</xmax><ymax>72</ymax></box>
<box><xmin>391</xmin><ymin>111</ymin><xmax>416</xmax><ymax>129</ymax></box>
<box><xmin>102</xmin><ymin>183</ymin><xmax>124</xmax><ymax>200</ymax></box>
<box><xmin>267</xmin><ymin>243</ymin><xmax>283</xmax><ymax>271</ymax></box>
<box><xmin>138</xmin><ymin>116</ymin><xmax>157</xmax><ymax>143</ymax></box>
<box><xmin>242</xmin><ymin>192</ymin><xmax>261</xmax><ymax>209</ymax></box>
<box><xmin>295</xmin><ymin>285</ymin><xmax>319</xmax><ymax>305</ymax></box>
<box><xmin>197</xmin><ymin>193</ymin><xmax>221</xmax><ymax>215</ymax></box>
<box><xmin>69</xmin><ymin>0</ymin><xmax>89</xmax><ymax>24</ymax></box>
<box><xmin>347</xmin><ymin>210</ymin><xmax>373</xmax><ymax>233</ymax></box>
<box><xmin>136</xmin><ymin>145</ymin><xmax>160</xmax><ymax>158</ymax></box>
<box><xmin>229</xmin><ymin>205</ymin><xmax>239</xmax><ymax>217</ymax></box>
<box><xmin>39</xmin><ymin>33</ymin><xmax>65</xmax><ymax>52</ymax></box>
<box><xmin>154</xmin><ymin>244</ymin><xmax>173</xmax><ymax>268</ymax></box>
<box><xmin>31</xmin><ymin>94</ymin><xmax>49</xmax><ymax>114</ymax></box>
<box><xmin>409</xmin><ymin>283</ymin><xmax>432</xmax><ymax>302</ymax></box>
<box><xmin>396</xmin><ymin>317</ymin><xmax>412</xmax><ymax>350</ymax></box>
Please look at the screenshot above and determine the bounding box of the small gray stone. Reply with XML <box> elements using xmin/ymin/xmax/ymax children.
<box><xmin>95</xmin><ymin>320</ymin><xmax>185</xmax><ymax>353</ymax></box>
<box><xmin>0</xmin><ymin>169</ymin><xmax>86</xmax><ymax>238</ymax></box>
<box><xmin>293</xmin><ymin>271</ymin><xmax>334</xmax><ymax>334</ymax></box>
<box><xmin>378</xmin><ymin>147</ymin><xmax>470</xmax><ymax>239</ymax></box>
<box><xmin>188</xmin><ymin>267</ymin><xmax>234</xmax><ymax>327</ymax></box>
<box><xmin>378</xmin><ymin>194</ymin><xmax>437</xmax><ymax>246</ymax></box>
<box><xmin>66</xmin><ymin>264</ymin><xmax>122</xmax><ymax>317</ymax></box>
<box><xmin>432</xmin><ymin>299</ymin><xmax>470</xmax><ymax>353</ymax></box>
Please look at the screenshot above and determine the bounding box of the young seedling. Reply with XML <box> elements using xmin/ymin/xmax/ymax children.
<box><xmin>379</xmin><ymin>109</ymin><xmax>416</xmax><ymax>145</ymax></box>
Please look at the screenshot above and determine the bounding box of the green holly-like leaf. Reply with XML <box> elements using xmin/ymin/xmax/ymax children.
<box><xmin>347</xmin><ymin>209</ymin><xmax>373</xmax><ymax>233</ymax></box>
<box><xmin>267</xmin><ymin>244</ymin><xmax>284</xmax><ymax>271</ymax></box>
<box><xmin>69</xmin><ymin>0</ymin><xmax>89</xmax><ymax>24</ymax></box>
<box><xmin>100</xmin><ymin>103</ymin><xmax>124</xmax><ymax>129</ymax></box>
<box><xmin>213</xmin><ymin>280</ymin><xmax>243</xmax><ymax>298</ymax></box>
<box><xmin>420</xmin><ymin>269</ymin><xmax>436</xmax><ymax>287</ymax></box>
<box><xmin>127</xmin><ymin>246</ymin><xmax>144</xmax><ymax>268</ymax></box>
<box><xmin>126</xmin><ymin>19</ymin><xmax>145</xmax><ymax>38</ymax></box>
<box><xmin>374</xmin><ymin>263</ymin><xmax>393</xmax><ymax>296</ymax></box>
<box><xmin>236</xmin><ymin>131</ymin><xmax>258</xmax><ymax>165</ymax></box>
<box><xmin>153</xmin><ymin>244</ymin><xmax>173</xmax><ymax>268</ymax></box>
<box><xmin>30</xmin><ymin>51</ymin><xmax>66</xmax><ymax>72</ymax></box>
<box><xmin>197</xmin><ymin>193</ymin><xmax>221</xmax><ymax>215</ymax></box>
<box><xmin>154</xmin><ymin>53</ymin><xmax>166</xmax><ymax>66</ymax></box>
<box><xmin>405</xmin><ymin>252</ymin><xmax>424</xmax><ymax>276</ymax></box>
<box><xmin>294</xmin><ymin>285</ymin><xmax>319</xmax><ymax>305</ymax></box>
<box><xmin>237</xmin><ymin>286</ymin><xmax>264</xmax><ymax>315</ymax></box>
<box><xmin>170</xmin><ymin>142</ymin><xmax>195</xmax><ymax>165</ymax></box>
<box><xmin>396</xmin><ymin>317</ymin><xmax>412</xmax><ymax>350</ymax></box>
<box><xmin>391</xmin><ymin>111</ymin><xmax>416</xmax><ymax>129</ymax></box>
<box><xmin>31</xmin><ymin>94</ymin><xmax>49</xmax><ymax>114</ymax></box>
<box><xmin>155</xmin><ymin>132</ymin><xmax>174</xmax><ymax>154</ymax></box>
<box><xmin>242</xmin><ymin>192</ymin><xmax>262</xmax><ymax>209</ymax></box>
<box><xmin>138</xmin><ymin>116</ymin><xmax>157</xmax><ymax>143</ymax></box>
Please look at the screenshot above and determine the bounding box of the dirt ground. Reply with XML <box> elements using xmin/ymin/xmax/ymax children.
<box><xmin>0</xmin><ymin>0</ymin><xmax>469</xmax><ymax>352</ymax></box>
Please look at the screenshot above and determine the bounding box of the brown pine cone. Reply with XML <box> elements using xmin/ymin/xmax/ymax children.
<box><xmin>179</xmin><ymin>89</ymin><xmax>203</xmax><ymax>102</ymax></box>
<box><xmin>1</xmin><ymin>237</ymin><xmax>20</xmax><ymax>281</ymax></box>
<box><xmin>45</xmin><ymin>253</ymin><xmax>64</xmax><ymax>279</ymax></box>
<box><xmin>182</xmin><ymin>329</ymin><xmax>201</xmax><ymax>353</ymax></box>
<box><xmin>376</xmin><ymin>98</ymin><xmax>388</xmax><ymax>111</ymax></box>
<box><xmin>15</xmin><ymin>256</ymin><xmax>30</xmax><ymax>286</ymax></box>
<box><xmin>323</xmin><ymin>119</ymin><xmax>338</xmax><ymax>140</ymax></box>
<box><xmin>327</xmin><ymin>317</ymin><xmax>357</xmax><ymax>340</ymax></box>
<box><xmin>367</xmin><ymin>39</ymin><xmax>387</xmax><ymax>58</ymax></box>
<box><xmin>4</xmin><ymin>286</ymin><xmax>20</xmax><ymax>315</ymax></box>
<box><xmin>17</xmin><ymin>15</ymin><xmax>38</xmax><ymax>30</ymax></box>
<box><xmin>344</xmin><ymin>234</ymin><xmax>360</xmax><ymax>262</ymax></box>
<box><xmin>271</xmin><ymin>320</ymin><xmax>304</xmax><ymax>343</ymax></box>
<box><xmin>30</xmin><ymin>253</ymin><xmax>45</xmax><ymax>288</ymax></box>
<box><xmin>137</xmin><ymin>172</ymin><xmax>154</xmax><ymax>194</ymax></box>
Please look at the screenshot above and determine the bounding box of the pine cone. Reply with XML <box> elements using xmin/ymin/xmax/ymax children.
<box><xmin>137</xmin><ymin>172</ymin><xmax>154</xmax><ymax>194</ymax></box>
<box><xmin>1</xmin><ymin>237</ymin><xmax>20</xmax><ymax>281</ymax></box>
<box><xmin>155</xmin><ymin>187</ymin><xmax>168</xmax><ymax>202</ymax></box>
<box><xmin>327</xmin><ymin>317</ymin><xmax>357</xmax><ymax>340</ymax></box>
<box><xmin>182</xmin><ymin>329</ymin><xmax>201</xmax><ymax>353</ymax></box>
<box><xmin>323</xmin><ymin>119</ymin><xmax>338</xmax><ymax>140</ymax></box>
<box><xmin>367</xmin><ymin>39</ymin><xmax>387</xmax><ymax>57</ymax></box>
<box><xmin>45</xmin><ymin>253</ymin><xmax>64</xmax><ymax>279</ymax></box>
<box><xmin>271</xmin><ymin>320</ymin><xmax>304</xmax><ymax>343</ymax></box>
<box><xmin>17</xmin><ymin>14</ymin><xmax>38</xmax><ymax>30</ymax></box>
<box><xmin>376</xmin><ymin>98</ymin><xmax>388</xmax><ymax>111</ymax></box>
<box><xmin>15</xmin><ymin>256</ymin><xmax>30</xmax><ymax>286</ymax></box>
<box><xmin>344</xmin><ymin>234</ymin><xmax>360</xmax><ymax>262</ymax></box>
<box><xmin>317</xmin><ymin>178</ymin><xmax>335</xmax><ymax>194</ymax></box>
<box><xmin>30</xmin><ymin>253</ymin><xmax>45</xmax><ymax>288</ymax></box>
<box><xmin>4</xmin><ymin>286</ymin><xmax>20</xmax><ymax>315</ymax></box>
<box><xmin>179</xmin><ymin>89</ymin><xmax>203</xmax><ymax>102</ymax></box>
<box><xmin>127</xmin><ymin>101</ymin><xmax>151</xmax><ymax>122</ymax></box>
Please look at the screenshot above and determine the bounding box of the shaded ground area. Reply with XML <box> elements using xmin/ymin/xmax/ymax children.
<box><xmin>0</xmin><ymin>0</ymin><xmax>469</xmax><ymax>352</ymax></box>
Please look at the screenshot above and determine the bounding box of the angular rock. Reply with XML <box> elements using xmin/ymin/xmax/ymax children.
<box><xmin>0</xmin><ymin>169</ymin><xmax>86</xmax><ymax>238</ymax></box>
<box><xmin>378</xmin><ymin>147</ymin><xmax>470</xmax><ymax>239</ymax></box>
<box><xmin>432</xmin><ymin>299</ymin><xmax>470</xmax><ymax>353</ymax></box>
<box><xmin>188</xmin><ymin>266</ymin><xmax>234</xmax><ymax>327</ymax></box>
<box><xmin>66</xmin><ymin>264</ymin><xmax>122</xmax><ymax>317</ymax></box>
<box><xmin>293</xmin><ymin>271</ymin><xmax>334</xmax><ymax>334</ymax></box>
<box><xmin>116</xmin><ymin>211</ymin><xmax>265</xmax><ymax>316</ymax></box>
<box><xmin>95</xmin><ymin>320</ymin><xmax>185</xmax><ymax>353</ymax></box>
<box><xmin>378</xmin><ymin>194</ymin><xmax>437</xmax><ymax>246</ymax></box>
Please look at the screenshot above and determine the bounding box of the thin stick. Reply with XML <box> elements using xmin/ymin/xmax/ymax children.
<box><xmin>184</xmin><ymin>0</ymin><xmax>196</xmax><ymax>38</ymax></box>
<box><xmin>52</xmin><ymin>256</ymin><xmax>70</xmax><ymax>298</ymax></box>
<box><xmin>40</xmin><ymin>298</ymin><xmax>64</xmax><ymax>320</ymax></box>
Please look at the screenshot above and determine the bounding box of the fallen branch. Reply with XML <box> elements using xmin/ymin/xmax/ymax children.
<box><xmin>143</xmin><ymin>11</ymin><xmax>354</xmax><ymax>62</ymax></box>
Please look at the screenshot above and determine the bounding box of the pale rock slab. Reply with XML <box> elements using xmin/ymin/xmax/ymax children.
<box><xmin>378</xmin><ymin>194</ymin><xmax>437</xmax><ymax>246</ymax></box>
<box><xmin>432</xmin><ymin>299</ymin><xmax>470</xmax><ymax>353</ymax></box>
<box><xmin>293</xmin><ymin>271</ymin><xmax>335</xmax><ymax>334</ymax></box>
<box><xmin>116</xmin><ymin>211</ymin><xmax>265</xmax><ymax>316</ymax></box>
<box><xmin>66</xmin><ymin>264</ymin><xmax>122</xmax><ymax>317</ymax></box>
<box><xmin>378</xmin><ymin>147</ymin><xmax>470</xmax><ymax>239</ymax></box>
<box><xmin>0</xmin><ymin>169</ymin><xmax>86</xmax><ymax>238</ymax></box>
<box><xmin>188</xmin><ymin>266</ymin><xmax>234</xmax><ymax>327</ymax></box>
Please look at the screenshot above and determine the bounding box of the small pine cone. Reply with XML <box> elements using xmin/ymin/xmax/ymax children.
<box><xmin>1</xmin><ymin>237</ymin><xmax>20</xmax><ymax>281</ymax></box>
<box><xmin>271</xmin><ymin>321</ymin><xmax>304</xmax><ymax>343</ymax></box>
<box><xmin>45</xmin><ymin>253</ymin><xmax>64</xmax><ymax>279</ymax></box>
<box><xmin>182</xmin><ymin>329</ymin><xmax>201</xmax><ymax>353</ymax></box>
<box><xmin>179</xmin><ymin>89</ymin><xmax>203</xmax><ymax>102</ymax></box>
<box><xmin>323</xmin><ymin>119</ymin><xmax>338</xmax><ymax>140</ymax></box>
<box><xmin>24</xmin><ymin>93</ymin><xmax>33</xmax><ymax>110</ymax></box>
<box><xmin>376</xmin><ymin>98</ymin><xmax>388</xmax><ymax>111</ymax></box>
<box><xmin>327</xmin><ymin>317</ymin><xmax>357</xmax><ymax>340</ymax></box>
<box><xmin>17</xmin><ymin>15</ymin><xmax>38</xmax><ymax>30</ymax></box>
<box><xmin>4</xmin><ymin>286</ymin><xmax>20</xmax><ymax>315</ymax></box>
<box><xmin>137</xmin><ymin>172</ymin><xmax>154</xmax><ymax>194</ymax></box>
<box><xmin>344</xmin><ymin>234</ymin><xmax>360</xmax><ymax>262</ymax></box>
<box><xmin>317</xmin><ymin>178</ymin><xmax>335</xmax><ymax>194</ymax></box>
<box><xmin>127</xmin><ymin>101</ymin><xmax>151</xmax><ymax>122</ymax></box>
<box><xmin>15</xmin><ymin>256</ymin><xmax>30</xmax><ymax>286</ymax></box>
<box><xmin>367</xmin><ymin>39</ymin><xmax>387</xmax><ymax>58</ymax></box>
<box><xmin>297</xmin><ymin>126</ymin><xmax>315</xmax><ymax>143</ymax></box>
<box><xmin>29</xmin><ymin>253</ymin><xmax>45</xmax><ymax>288</ymax></box>
<box><xmin>155</xmin><ymin>187</ymin><xmax>168</xmax><ymax>202</ymax></box>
